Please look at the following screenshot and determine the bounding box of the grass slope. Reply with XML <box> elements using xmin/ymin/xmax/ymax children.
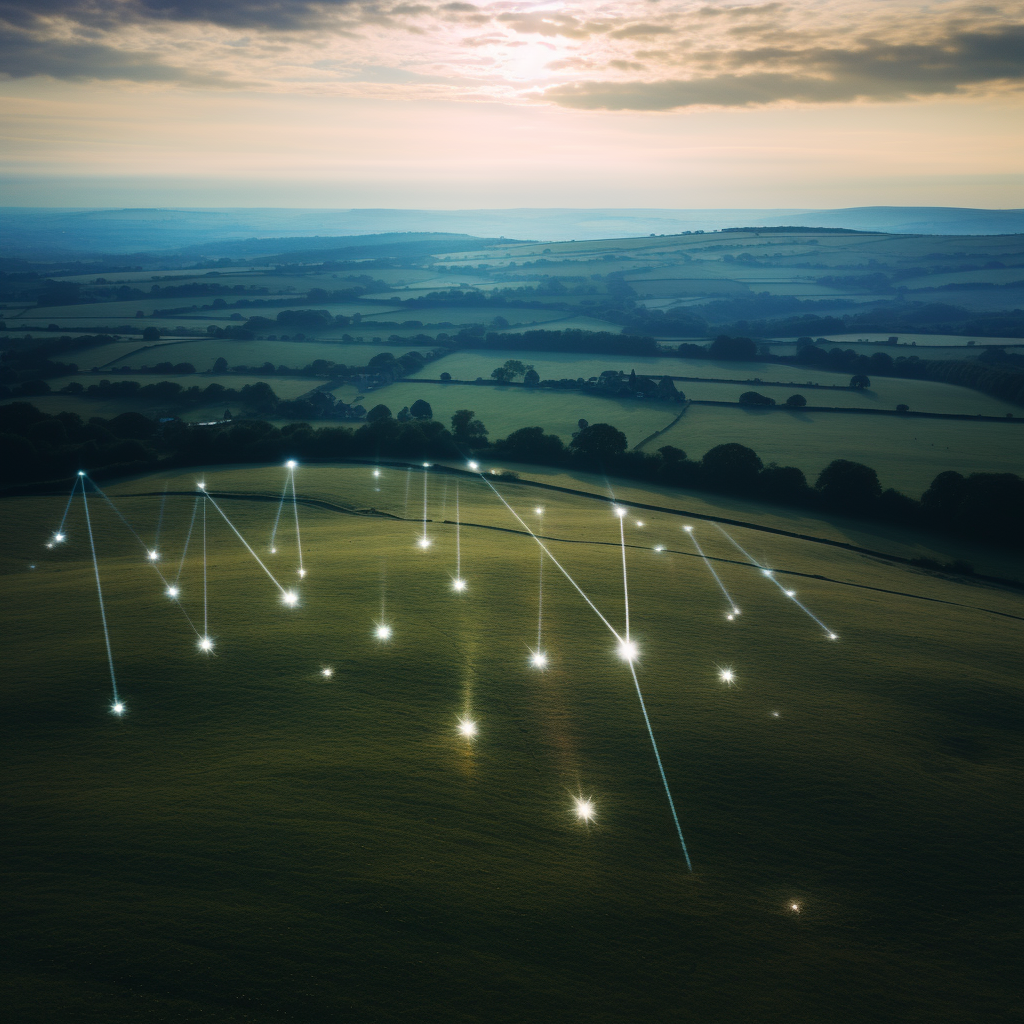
<box><xmin>1</xmin><ymin>465</ymin><xmax>1019</xmax><ymax>1023</ymax></box>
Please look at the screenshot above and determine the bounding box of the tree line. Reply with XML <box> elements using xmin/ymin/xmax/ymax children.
<box><xmin>0</xmin><ymin>401</ymin><xmax>1019</xmax><ymax>551</ymax></box>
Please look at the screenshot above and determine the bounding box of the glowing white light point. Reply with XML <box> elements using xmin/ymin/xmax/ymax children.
<box><xmin>375</xmin><ymin>624</ymin><xmax>392</xmax><ymax>640</ymax></box>
<box><xmin>298</xmin><ymin>568</ymin><xmax>306</xmax><ymax>578</ymax></box>
<box><xmin>574</xmin><ymin>798</ymin><xmax>595</xmax><ymax>821</ymax></box>
<box><xmin>468</xmin><ymin>461</ymin><xmax>479</xmax><ymax>470</ymax></box>
<box><xmin>321</xmin><ymin>667</ymin><xmax>333</xmax><ymax>678</ymax></box>
<box><xmin>373</xmin><ymin>469</ymin><xmax>381</xmax><ymax>477</ymax></box>
<box><xmin>617</xmin><ymin>640</ymin><xmax>638</xmax><ymax>662</ymax></box>
<box><xmin>198</xmin><ymin>637</ymin><xmax>214</xmax><ymax>652</ymax></box>
<box><xmin>790</xmin><ymin>903</ymin><xmax>800</xmax><ymax>913</ymax></box>
<box><xmin>111</xmin><ymin>702</ymin><xmax>124</xmax><ymax>715</ymax></box>
<box><xmin>422</xmin><ymin>462</ymin><xmax>430</xmax><ymax>468</ymax></box>
<box><xmin>458</xmin><ymin>719</ymin><xmax>477</xmax><ymax>738</ymax></box>
<box><xmin>54</xmin><ymin>533</ymin><xmax>65</xmax><ymax>543</ymax></box>
<box><xmin>654</xmin><ymin>545</ymin><xmax>665</xmax><ymax>552</ymax></box>
<box><xmin>733</xmin><ymin>608</ymin><xmax>741</xmax><ymax>616</ymax></box>
<box><xmin>636</xmin><ymin>521</ymin><xmax>644</xmax><ymax>527</ymax></box>
<box><xmin>147</xmin><ymin>550</ymin><xmax>159</xmax><ymax>561</ymax></box>
<box><xmin>282</xmin><ymin>590</ymin><xmax>299</xmax><ymax>607</ymax></box>
<box><xmin>785</xmin><ymin>590</ymin><xmax>796</xmax><ymax>597</ymax></box>
<box><xmin>535</xmin><ymin>507</ymin><xmax>543</xmax><ymax>515</ymax></box>
<box><xmin>286</xmin><ymin>460</ymin><xmax>297</xmax><ymax>469</ymax></box>
<box><xmin>530</xmin><ymin>651</ymin><xmax>548</xmax><ymax>669</ymax></box>
<box><xmin>684</xmin><ymin>525</ymin><xmax>693</xmax><ymax>532</ymax></box>
<box><xmin>417</xmin><ymin>537</ymin><xmax>431</xmax><ymax>549</ymax></box>
<box><xmin>45</xmin><ymin>543</ymin><xmax>53</xmax><ymax>549</ymax></box>
<box><xmin>720</xmin><ymin>669</ymin><xmax>735</xmax><ymax>683</ymax></box>
<box><xmin>762</xmin><ymin>569</ymin><xmax>773</xmax><ymax>577</ymax></box>
<box><xmin>452</xmin><ymin>578</ymin><xmax>467</xmax><ymax>591</ymax></box>
<box><xmin>614</xmin><ymin>507</ymin><xmax>627</xmax><ymax>517</ymax></box>
<box><xmin>772</xmin><ymin>711</ymin><xmax>780</xmax><ymax>718</ymax></box>
<box><xmin>726</xmin><ymin>614</ymin><xmax>734</xmax><ymax>621</ymax></box>
<box><xmin>828</xmin><ymin>633</ymin><xmax>838</xmax><ymax>640</ymax></box>
<box><xmin>77</xmin><ymin>471</ymin><xmax>85</xmax><ymax>477</ymax></box>
<box><xmin>270</xmin><ymin>547</ymin><xmax>277</xmax><ymax>554</ymax></box>
<box><xmin>166</xmin><ymin>586</ymin><xmax>179</xmax><ymax>598</ymax></box>
<box><xmin>197</xmin><ymin>482</ymin><xmax>206</xmax><ymax>490</ymax></box>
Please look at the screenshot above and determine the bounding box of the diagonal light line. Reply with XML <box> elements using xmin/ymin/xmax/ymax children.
<box><xmin>685</xmin><ymin>527</ymin><xmax>739</xmax><ymax>613</ymax></box>
<box><xmin>474</xmin><ymin>471</ymin><xmax>692</xmax><ymax>868</ymax></box>
<box><xmin>269</xmin><ymin>478</ymin><xmax>289</xmax><ymax>549</ymax></box>
<box><xmin>290</xmin><ymin>470</ymin><xmax>304</xmax><ymax>574</ymax></box>
<box><xmin>713</xmin><ymin>524</ymin><xmax>838</xmax><ymax>638</ymax></box>
<box><xmin>81</xmin><ymin>481</ymin><xmax>119</xmax><ymax>704</ymax></box>
<box><xmin>176</xmin><ymin>497</ymin><xmax>200</xmax><ymax>584</ymax></box>
<box><xmin>200</xmin><ymin>487</ymin><xmax>287</xmax><ymax>595</ymax></box>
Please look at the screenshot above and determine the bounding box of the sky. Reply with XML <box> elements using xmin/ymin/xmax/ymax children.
<box><xmin>0</xmin><ymin>0</ymin><xmax>1021</xmax><ymax>208</ymax></box>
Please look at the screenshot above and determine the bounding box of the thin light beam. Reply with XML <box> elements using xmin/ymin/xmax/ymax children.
<box><xmin>269</xmin><ymin>478</ymin><xmax>289</xmax><ymax>551</ymax></box>
<box><xmin>81</xmin><ymin>481</ymin><xmax>120</xmax><ymax>709</ymax></box>
<box><xmin>473</xmin><ymin>471</ymin><xmax>693</xmax><ymax>869</ymax></box>
<box><xmin>53</xmin><ymin>473</ymin><xmax>80</xmax><ymax>540</ymax></box>
<box><xmin>175</xmin><ymin>496</ymin><xmax>200</xmax><ymax>584</ymax></box>
<box><xmin>199</xmin><ymin>485</ymin><xmax>290</xmax><ymax>598</ymax></box>
<box><xmin>290</xmin><ymin>465</ymin><xmax>304</xmax><ymax>577</ymax></box>
<box><xmin>202</xmin><ymin>494</ymin><xmax>208</xmax><ymax>638</ymax></box>
<box><xmin>84</xmin><ymin>478</ymin><xmax>201</xmax><ymax>637</ymax></box>
<box><xmin>683</xmin><ymin>526</ymin><xmax>740</xmax><ymax>618</ymax></box>
<box><xmin>618</xmin><ymin>509</ymin><xmax>631</xmax><ymax>641</ymax></box>
<box><xmin>713</xmin><ymin>524</ymin><xmax>838</xmax><ymax>639</ymax></box>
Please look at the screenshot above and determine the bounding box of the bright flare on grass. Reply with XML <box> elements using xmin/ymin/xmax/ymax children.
<box><xmin>198</xmin><ymin>637</ymin><xmax>214</xmax><ymax>652</ymax></box>
<box><xmin>111</xmin><ymin>702</ymin><xmax>125</xmax><ymax>715</ymax></box>
<box><xmin>654</xmin><ymin>545</ymin><xmax>664</xmax><ymax>552</ymax></box>
<box><xmin>147</xmin><ymin>550</ymin><xmax>159</xmax><ymax>561</ymax></box>
<box><xmin>298</xmin><ymin>568</ymin><xmax>306</xmax><ymax>578</ymax></box>
<box><xmin>684</xmin><ymin>525</ymin><xmax>693</xmax><ymax>532</ymax></box>
<box><xmin>286</xmin><ymin>460</ymin><xmax>297</xmax><ymax>469</ymax></box>
<box><xmin>468</xmin><ymin>461</ymin><xmax>479</xmax><ymax>470</ymax></box>
<box><xmin>786</xmin><ymin>590</ymin><xmax>796</xmax><ymax>597</ymax></box>
<box><xmin>574</xmin><ymin>798</ymin><xmax>595</xmax><ymax>821</ymax></box>
<box><xmin>373</xmin><ymin>469</ymin><xmax>381</xmax><ymax>477</ymax></box>
<box><xmin>452</xmin><ymin>578</ymin><xmax>467</xmax><ymax>592</ymax></box>
<box><xmin>829</xmin><ymin>633</ymin><xmax>839</xmax><ymax>640</ymax></box>
<box><xmin>719</xmin><ymin>668</ymin><xmax>735</xmax><ymax>684</ymax></box>
<box><xmin>530</xmin><ymin>651</ymin><xmax>548</xmax><ymax>669</ymax></box>
<box><xmin>636</xmin><ymin>521</ymin><xmax>644</xmax><ymax>527</ymax></box>
<box><xmin>282</xmin><ymin>590</ymin><xmax>299</xmax><ymax>607</ymax></box>
<box><xmin>614</xmin><ymin>506</ymin><xmax>626</xmax><ymax>517</ymax></box>
<box><xmin>321</xmin><ymin>667</ymin><xmax>333</xmax><ymax>678</ymax></box>
<box><xmin>166</xmin><ymin>586</ymin><xmax>179</xmax><ymax>598</ymax></box>
<box><xmin>417</xmin><ymin>537</ymin><xmax>431</xmax><ymax>549</ymax></box>
<box><xmin>54</xmin><ymin>533</ymin><xmax>65</xmax><ymax>543</ymax></box>
<box><xmin>458</xmin><ymin>719</ymin><xmax>477</xmax><ymax>738</ymax></box>
<box><xmin>790</xmin><ymin>903</ymin><xmax>800</xmax><ymax>913</ymax></box>
<box><xmin>617</xmin><ymin>640</ymin><xmax>638</xmax><ymax>662</ymax></box>
<box><xmin>375</xmin><ymin>624</ymin><xmax>392</xmax><ymax>640</ymax></box>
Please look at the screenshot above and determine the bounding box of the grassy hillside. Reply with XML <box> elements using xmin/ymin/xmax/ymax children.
<box><xmin>2</xmin><ymin>465</ymin><xmax>1019</xmax><ymax>1022</ymax></box>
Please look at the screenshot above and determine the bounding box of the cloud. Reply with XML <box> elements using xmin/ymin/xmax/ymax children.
<box><xmin>541</xmin><ymin>23</ymin><xmax>1024</xmax><ymax>110</ymax></box>
<box><xmin>0</xmin><ymin>26</ymin><xmax>240</xmax><ymax>83</ymax></box>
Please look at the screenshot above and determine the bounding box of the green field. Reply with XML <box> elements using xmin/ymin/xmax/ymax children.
<box><xmin>348</xmin><ymin>381</ymin><xmax>681</xmax><ymax>444</ymax></box>
<box><xmin>415</xmin><ymin>351</ymin><xmax>1018</xmax><ymax>415</ymax></box>
<box><xmin>655</xmin><ymin>405</ymin><xmax>1022</xmax><ymax>495</ymax></box>
<box><xmin>774</xmin><ymin>333</ymin><xmax>1024</xmax><ymax>349</ymax></box>
<box><xmin>81</xmin><ymin>339</ymin><xmax>434</xmax><ymax>371</ymax></box>
<box><xmin>2</xmin><ymin>464</ymin><xmax>1019</xmax><ymax>1022</ymax></box>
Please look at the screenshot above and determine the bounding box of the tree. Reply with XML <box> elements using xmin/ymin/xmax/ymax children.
<box><xmin>368</xmin><ymin>352</ymin><xmax>397</xmax><ymax>369</ymax></box>
<box><xmin>739</xmin><ymin>391</ymin><xmax>775</xmax><ymax>406</ymax></box>
<box><xmin>569</xmin><ymin>423</ymin><xmax>628</xmax><ymax>463</ymax></box>
<box><xmin>410</xmin><ymin>399</ymin><xmax>433</xmax><ymax>420</ymax></box>
<box><xmin>142</xmin><ymin>326</ymin><xmax>161</xmax><ymax>341</ymax></box>
<box><xmin>239</xmin><ymin>381</ymin><xmax>279</xmax><ymax>415</ymax></box>
<box><xmin>213</xmin><ymin>357</ymin><xmax>228</xmax><ymax>373</ymax></box>
<box><xmin>440</xmin><ymin>371</ymin><xmax>452</xmax><ymax>381</ymax></box>
<box><xmin>759</xmin><ymin>464</ymin><xmax>810</xmax><ymax>503</ymax></box>
<box><xmin>366</xmin><ymin>404</ymin><xmax>392</xmax><ymax>423</ymax></box>
<box><xmin>850</xmin><ymin>374</ymin><xmax>871</xmax><ymax>389</ymax></box>
<box><xmin>658</xmin><ymin>444</ymin><xmax>686</xmax><ymax>463</ymax></box>
<box><xmin>523</xmin><ymin>368</ymin><xmax>540</xmax><ymax>386</ymax></box>
<box><xmin>172</xmin><ymin>363</ymin><xmax>196</xmax><ymax>374</ymax></box>
<box><xmin>578</xmin><ymin>419</ymin><xmax>589</xmax><ymax>430</ymax></box>
<box><xmin>785</xmin><ymin>394</ymin><xmax>807</xmax><ymax>407</ymax></box>
<box><xmin>397</xmin><ymin>406</ymin><xmax>411</xmax><ymax>422</ymax></box>
<box><xmin>451</xmin><ymin>409</ymin><xmax>489</xmax><ymax>445</ymax></box>
<box><xmin>708</xmin><ymin>335</ymin><xmax>757</xmax><ymax>360</ymax></box>
<box><xmin>701</xmin><ymin>443</ymin><xmax>763</xmax><ymax>492</ymax></box>
<box><xmin>493</xmin><ymin>426</ymin><xmax>565</xmax><ymax>464</ymax></box>
<box><xmin>815</xmin><ymin>459</ymin><xmax>882</xmax><ymax>510</ymax></box>
<box><xmin>896</xmin><ymin>404</ymin><xmax>910</xmax><ymax>413</ymax></box>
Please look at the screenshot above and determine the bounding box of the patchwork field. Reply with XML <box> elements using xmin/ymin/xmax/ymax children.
<box><xmin>2</xmin><ymin>464</ymin><xmax>1019</xmax><ymax>1022</ymax></box>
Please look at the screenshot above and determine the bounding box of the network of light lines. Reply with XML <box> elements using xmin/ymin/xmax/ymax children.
<box><xmin>41</xmin><ymin>456</ymin><xmax>843</xmax><ymax>879</ymax></box>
